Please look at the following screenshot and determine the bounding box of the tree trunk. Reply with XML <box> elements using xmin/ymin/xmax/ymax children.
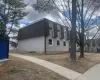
<box><xmin>70</xmin><ymin>0</ymin><xmax>77</xmax><ymax>61</ymax></box>
<box><xmin>80</xmin><ymin>42</ymin><xmax>84</xmax><ymax>58</ymax></box>
<box><xmin>79</xmin><ymin>0</ymin><xmax>84</xmax><ymax>58</ymax></box>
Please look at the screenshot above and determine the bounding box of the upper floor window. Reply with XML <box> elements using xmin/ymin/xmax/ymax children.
<box><xmin>64</xmin><ymin>27</ymin><xmax>66</xmax><ymax>33</ymax></box>
<box><xmin>58</xmin><ymin>32</ymin><xmax>60</xmax><ymax>38</ymax></box>
<box><xmin>57</xmin><ymin>25</ymin><xmax>60</xmax><ymax>31</ymax></box>
<box><xmin>49</xmin><ymin>21</ymin><xmax>53</xmax><ymax>29</ymax></box>
<box><xmin>64</xmin><ymin>27</ymin><xmax>67</xmax><ymax>39</ymax></box>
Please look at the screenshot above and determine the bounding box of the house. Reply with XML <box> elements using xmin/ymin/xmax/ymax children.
<box><xmin>17</xmin><ymin>18</ymin><xmax>70</xmax><ymax>53</ymax></box>
<box><xmin>86</xmin><ymin>39</ymin><xmax>100</xmax><ymax>52</ymax></box>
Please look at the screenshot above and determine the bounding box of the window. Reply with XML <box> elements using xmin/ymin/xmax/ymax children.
<box><xmin>57</xmin><ymin>25</ymin><xmax>60</xmax><ymax>31</ymax></box>
<box><xmin>63</xmin><ymin>41</ymin><xmax>66</xmax><ymax>46</ymax></box>
<box><xmin>57</xmin><ymin>40</ymin><xmax>60</xmax><ymax>45</ymax></box>
<box><xmin>64</xmin><ymin>28</ymin><xmax>66</xmax><ymax>32</ymax></box>
<box><xmin>64</xmin><ymin>28</ymin><xmax>67</xmax><ymax>39</ymax></box>
<box><xmin>48</xmin><ymin>39</ymin><xmax>52</xmax><ymax>45</ymax></box>
<box><xmin>49</xmin><ymin>21</ymin><xmax>53</xmax><ymax>29</ymax></box>
<box><xmin>58</xmin><ymin>32</ymin><xmax>60</xmax><ymax>38</ymax></box>
<box><xmin>64</xmin><ymin>32</ymin><xmax>66</xmax><ymax>39</ymax></box>
<box><xmin>49</xmin><ymin>30</ymin><xmax>53</xmax><ymax>37</ymax></box>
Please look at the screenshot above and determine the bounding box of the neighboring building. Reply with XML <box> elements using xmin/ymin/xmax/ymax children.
<box><xmin>86</xmin><ymin>39</ymin><xmax>100</xmax><ymax>52</ymax></box>
<box><xmin>17</xmin><ymin>18</ymin><xmax>70</xmax><ymax>53</ymax></box>
<box><xmin>9</xmin><ymin>41</ymin><xmax>18</xmax><ymax>50</ymax></box>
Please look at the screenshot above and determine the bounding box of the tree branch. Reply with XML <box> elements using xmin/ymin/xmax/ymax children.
<box><xmin>84</xmin><ymin>6</ymin><xmax>100</xmax><ymax>28</ymax></box>
<box><xmin>85</xmin><ymin>17</ymin><xmax>100</xmax><ymax>31</ymax></box>
<box><xmin>84</xmin><ymin>0</ymin><xmax>95</xmax><ymax>21</ymax></box>
<box><xmin>52</xmin><ymin>0</ymin><xmax>71</xmax><ymax>28</ymax></box>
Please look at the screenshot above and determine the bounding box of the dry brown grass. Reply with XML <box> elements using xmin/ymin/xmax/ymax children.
<box><xmin>34</xmin><ymin>53</ymin><xmax>100</xmax><ymax>73</ymax></box>
<box><xmin>0</xmin><ymin>56</ymin><xmax>68</xmax><ymax>80</ymax></box>
<box><xmin>10</xmin><ymin>51</ymin><xmax>100</xmax><ymax>73</ymax></box>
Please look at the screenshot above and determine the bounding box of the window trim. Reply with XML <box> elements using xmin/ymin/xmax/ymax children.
<box><xmin>48</xmin><ymin>39</ymin><xmax>53</xmax><ymax>46</ymax></box>
<box><xmin>63</xmin><ymin>41</ymin><xmax>66</xmax><ymax>46</ymax></box>
<box><xmin>57</xmin><ymin>40</ymin><xmax>60</xmax><ymax>46</ymax></box>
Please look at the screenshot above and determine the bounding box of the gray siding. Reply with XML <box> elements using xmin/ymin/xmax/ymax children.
<box><xmin>18</xmin><ymin>18</ymin><xmax>70</xmax><ymax>53</ymax></box>
<box><xmin>18</xmin><ymin>18</ymin><xmax>69</xmax><ymax>41</ymax></box>
<box><xmin>18</xmin><ymin>19</ymin><xmax>49</xmax><ymax>40</ymax></box>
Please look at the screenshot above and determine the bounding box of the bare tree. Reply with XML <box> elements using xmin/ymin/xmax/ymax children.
<box><xmin>70</xmin><ymin>0</ymin><xmax>77</xmax><ymax>61</ymax></box>
<box><xmin>33</xmin><ymin>0</ymin><xmax>100</xmax><ymax>58</ymax></box>
<box><xmin>76</xmin><ymin>0</ymin><xmax>100</xmax><ymax>57</ymax></box>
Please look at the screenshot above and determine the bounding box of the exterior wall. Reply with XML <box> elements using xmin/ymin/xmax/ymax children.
<box><xmin>45</xmin><ymin>20</ymin><xmax>69</xmax><ymax>52</ymax></box>
<box><xmin>17</xmin><ymin>18</ymin><xmax>70</xmax><ymax>53</ymax></box>
<box><xmin>46</xmin><ymin>36</ymin><xmax>69</xmax><ymax>52</ymax></box>
<box><xmin>89</xmin><ymin>46</ymin><xmax>97</xmax><ymax>52</ymax></box>
<box><xmin>17</xmin><ymin>37</ymin><xmax>45</xmax><ymax>53</ymax></box>
<box><xmin>88</xmin><ymin>43</ymin><xmax>99</xmax><ymax>52</ymax></box>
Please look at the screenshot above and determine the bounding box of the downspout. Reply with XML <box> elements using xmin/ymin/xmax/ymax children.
<box><xmin>44</xmin><ymin>20</ymin><xmax>47</xmax><ymax>54</ymax></box>
<box><xmin>44</xmin><ymin>32</ymin><xmax>46</xmax><ymax>54</ymax></box>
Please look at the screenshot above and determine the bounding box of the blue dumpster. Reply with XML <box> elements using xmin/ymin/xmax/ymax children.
<box><xmin>0</xmin><ymin>40</ymin><xmax>9</xmax><ymax>59</ymax></box>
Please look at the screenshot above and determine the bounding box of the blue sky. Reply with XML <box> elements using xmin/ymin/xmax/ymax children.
<box><xmin>19</xmin><ymin>19</ymin><xmax>30</xmax><ymax>25</ymax></box>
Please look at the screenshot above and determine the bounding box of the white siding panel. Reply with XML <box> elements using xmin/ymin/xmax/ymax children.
<box><xmin>18</xmin><ymin>37</ymin><xmax>45</xmax><ymax>52</ymax></box>
<box><xmin>46</xmin><ymin>36</ymin><xmax>69</xmax><ymax>52</ymax></box>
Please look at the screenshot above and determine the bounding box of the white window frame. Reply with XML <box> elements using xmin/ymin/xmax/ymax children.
<box><xmin>63</xmin><ymin>41</ymin><xmax>66</xmax><ymax>46</ymax></box>
<box><xmin>57</xmin><ymin>40</ymin><xmax>60</xmax><ymax>46</ymax></box>
<box><xmin>48</xmin><ymin>39</ymin><xmax>53</xmax><ymax>46</ymax></box>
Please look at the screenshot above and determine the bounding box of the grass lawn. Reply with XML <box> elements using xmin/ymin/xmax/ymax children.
<box><xmin>10</xmin><ymin>51</ymin><xmax>100</xmax><ymax>73</ymax></box>
<box><xmin>34</xmin><ymin>53</ymin><xmax>100</xmax><ymax>73</ymax></box>
<box><xmin>0</xmin><ymin>56</ymin><xmax>68</xmax><ymax>80</ymax></box>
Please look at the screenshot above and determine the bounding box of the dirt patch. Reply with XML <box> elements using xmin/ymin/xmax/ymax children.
<box><xmin>0</xmin><ymin>56</ymin><xmax>68</xmax><ymax>80</ymax></box>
